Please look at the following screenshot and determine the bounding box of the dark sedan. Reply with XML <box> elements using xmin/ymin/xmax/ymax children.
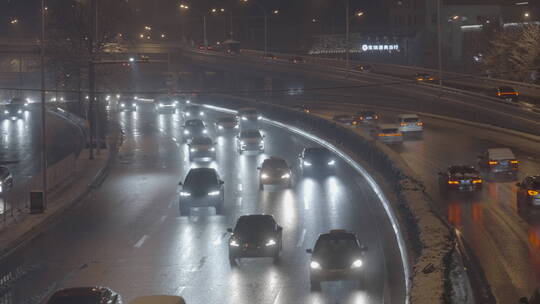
<box><xmin>438</xmin><ymin>165</ymin><xmax>483</xmax><ymax>194</ymax></box>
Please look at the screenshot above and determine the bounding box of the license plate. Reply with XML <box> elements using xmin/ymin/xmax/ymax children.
<box><xmin>460</xmin><ymin>180</ymin><xmax>471</xmax><ymax>185</ymax></box>
<box><xmin>366</xmin><ymin>117</ymin><xmax>372</xmax><ymax>120</ymax></box>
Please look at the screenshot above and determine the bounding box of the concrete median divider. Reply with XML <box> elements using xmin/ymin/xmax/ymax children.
<box><xmin>201</xmin><ymin>94</ymin><xmax>457</xmax><ymax>303</ymax></box>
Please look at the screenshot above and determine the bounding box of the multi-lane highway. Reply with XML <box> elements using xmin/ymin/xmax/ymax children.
<box><xmin>0</xmin><ymin>104</ymin><xmax>406</xmax><ymax>303</ymax></box>
<box><xmin>0</xmin><ymin>107</ymin><xmax>84</xmax><ymax>212</ymax></box>
<box><xmin>288</xmin><ymin>96</ymin><xmax>540</xmax><ymax>303</ymax></box>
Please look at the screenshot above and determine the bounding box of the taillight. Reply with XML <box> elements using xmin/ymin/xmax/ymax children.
<box><xmin>497</xmin><ymin>92</ymin><xmax>502</xmax><ymax>96</ymax></box>
<box><xmin>359</xmin><ymin>117</ymin><xmax>364</xmax><ymax>120</ymax></box>
<box><xmin>472</xmin><ymin>179</ymin><xmax>483</xmax><ymax>184</ymax></box>
<box><xmin>374</xmin><ymin>115</ymin><xmax>379</xmax><ymax>119</ymax></box>
<box><xmin>510</xmin><ymin>160</ymin><xmax>519</xmax><ymax>164</ymax></box>
<box><xmin>528</xmin><ymin>190</ymin><xmax>539</xmax><ymax>196</ymax></box>
<box><xmin>400</xmin><ymin>122</ymin><xmax>407</xmax><ymax>126</ymax></box>
<box><xmin>417</xmin><ymin>122</ymin><xmax>424</xmax><ymax>126</ymax></box>
<box><xmin>489</xmin><ymin>161</ymin><xmax>498</xmax><ymax>165</ymax></box>
<box><xmin>448</xmin><ymin>180</ymin><xmax>459</xmax><ymax>185</ymax></box>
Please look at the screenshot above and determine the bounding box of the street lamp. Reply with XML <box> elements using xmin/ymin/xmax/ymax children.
<box><xmin>524</xmin><ymin>12</ymin><xmax>531</xmax><ymax>18</ymax></box>
<box><xmin>180</xmin><ymin>3</ymin><xmax>208</xmax><ymax>48</ymax></box>
<box><xmin>240</xmin><ymin>0</ymin><xmax>278</xmax><ymax>56</ymax></box>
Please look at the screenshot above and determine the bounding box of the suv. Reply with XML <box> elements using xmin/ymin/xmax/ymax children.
<box><xmin>493</xmin><ymin>86</ymin><xmax>519</xmax><ymax>102</ymax></box>
<box><xmin>516</xmin><ymin>176</ymin><xmax>540</xmax><ymax>208</ymax></box>
<box><xmin>258</xmin><ymin>157</ymin><xmax>293</xmax><ymax>190</ymax></box>
<box><xmin>2</xmin><ymin>104</ymin><xmax>25</xmax><ymax>120</ymax></box>
<box><xmin>216</xmin><ymin>116</ymin><xmax>238</xmax><ymax>131</ymax></box>
<box><xmin>299</xmin><ymin>147</ymin><xmax>336</xmax><ymax>174</ymax></box>
<box><xmin>227</xmin><ymin>214</ymin><xmax>283</xmax><ymax>264</ymax></box>
<box><xmin>355</xmin><ymin>111</ymin><xmax>379</xmax><ymax>124</ymax></box>
<box><xmin>478</xmin><ymin>148</ymin><xmax>518</xmax><ymax>177</ymax></box>
<box><xmin>184</xmin><ymin>105</ymin><xmax>205</xmax><ymax>118</ymax></box>
<box><xmin>237</xmin><ymin>129</ymin><xmax>265</xmax><ymax>153</ymax></box>
<box><xmin>154</xmin><ymin>98</ymin><xmax>176</xmax><ymax>114</ymax></box>
<box><xmin>178</xmin><ymin>168</ymin><xmax>225</xmax><ymax>216</ymax></box>
<box><xmin>188</xmin><ymin>136</ymin><xmax>216</xmax><ymax>161</ymax></box>
<box><xmin>237</xmin><ymin>108</ymin><xmax>261</xmax><ymax>123</ymax></box>
<box><xmin>397</xmin><ymin>114</ymin><xmax>423</xmax><ymax>132</ymax></box>
<box><xmin>47</xmin><ymin>287</ymin><xmax>122</xmax><ymax>304</ymax></box>
<box><xmin>118</xmin><ymin>98</ymin><xmax>137</xmax><ymax>112</ymax></box>
<box><xmin>414</xmin><ymin>72</ymin><xmax>434</xmax><ymax>82</ymax></box>
<box><xmin>183</xmin><ymin>119</ymin><xmax>208</xmax><ymax>143</ymax></box>
<box><xmin>306</xmin><ymin>230</ymin><xmax>368</xmax><ymax>290</ymax></box>
<box><xmin>0</xmin><ymin>166</ymin><xmax>13</xmax><ymax>194</ymax></box>
<box><xmin>438</xmin><ymin>165</ymin><xmax>483</xmax><ymax>194</ymax></box>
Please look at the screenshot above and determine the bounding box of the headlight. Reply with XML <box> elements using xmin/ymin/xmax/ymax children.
<box><xmin>202</xmin><ymin>129</ymin><xmax>208</xmax><ymax>134</ymax></box>
<box><xmin>3</xmin><ymin>110</ymin><xmax>8</xmax><ymax>114</ymax></box>
<box><xmin>303</xmin><ymin>161</ymin><xmax>312</xmax><ymax>166</ymax></box>
<box><xmin>190</xmin><ymin>148</ymin><xmax>196</xmax><ymax>152</ymax></box>
<box><xmin>242</xmin><ymin>116</ymin><xmax>247</xmax><ymax>121</ymax></box>
<box><xmin>328</xmin><ymin>160</ymin><xmax>336</xmax><ymax>166</ymax></box>
<box><xmin>186</xmin><ymin>99</ymin><xmax>191</xmax><ymax>104</ymax></box>
<box><xmin>159</xmin><ymin>103</ymin><xmax>164</xmax><ymax>107</ymax></box>
<box><xmin>265</xmin><ymin>239</ymin><xmax>276</xmax><ymax>246</ymax></box>
<box><xmin>184</xmin><ymin>130</ymin><xmax>190</xmax><ymax>135</ymax></box>
<box><xmin>240</xmin><ymin>141</ymin><xmax>245</xmax><ymax>145</ymax></box>
<box><xmin>17</xmin><ymin>110</ymin><xmax>22</xmax><ymax>114</ymax></box>
<box><xmin>132</xmin><ymin>104</ymin><xmax>137</xmax><ymax>108</ymax></box>
<box><xmin>174</xmin><ymin>101</ymin><xmax>179</xmax><ymax>105</ymax></box>
<box><xmin>234</xmin><ymin>125</ymin><xmax>239</xmax><ymax>129</ymax></box>
<box><xmin>180</xmin><ymin>191</ymin><xmax>191</xmax><ymax>197</ymax></box>
<box><xmin>281</xmin><ymin>173</ymin><xmax>291</xmax><ymax>179</ymax></box>
<box><xmin>210</xmin><ymin>147</ymin><xmax>215</xmax><ymax>152</ymax></box>
<box><xmin>186</xmin><ymin>112</ymin><xmax>190</xmax><ymax>116</ymax></box>
<box><xmin>261</xmin><ymin>173</ymin><xmax>269</xmax><ymax>179</ymax></box>
<box><xmin>351</xmin><ymin>259</ymin><xmax>363</xmax><ymax>268</ymax></box>
<box><xmin>200</xmin><ymin>111</ymin><xmax>204</xmax><ymax>115</ymax></box>
<box><xmin>310</xmin><ymin>261</ymin><xmax>321</xmax><ymax>269</ymax></box>
<box><xmin>218</xmin><ymin>125</ymin><xmax>223</xmax><ymax>130</ymax></box>
<box><xmin>208</xmin><ymin>190</ymin><xmax>220</xmax><ymax>196</ymax></box>
<box><xmin>120</xmin><ymin>103</ymin><xmax>125</xmax><ymax>107</ymax></box>
<box><xmin>258</xmin><ymin>116</ymin><xmax>262</xmax><ymax>120</ymax></box>
<box><xmin>230</xmin><ymin>239</ymin><xmax>240</xmax><ymax>247</ymax></box>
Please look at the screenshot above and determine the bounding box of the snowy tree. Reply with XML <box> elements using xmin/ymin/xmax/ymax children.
<box><xmin>482</xmin><ymin>25</ymin><xmax>540</xmax><ymax>82</ymax></box>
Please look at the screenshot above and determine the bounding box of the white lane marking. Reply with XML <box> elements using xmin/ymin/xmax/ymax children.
<box><xmin>272</xmin><ymin>289</ymin><xmax>282</xmax><ymax>304</ymax></box>
<box><xmin>158</xmin><ymin>215</ymin><xmax>167</xmax><ymax>225</ymax></box>
<box><xmin>134</xmin><ymin>235</ymin><xmax>149</xmax><ymax>248</ymax></box>
<box><xmin>296</xmin><ymin>229</ymin><xmax>306</xmax><ymax>248</ymax></box>
<box><xmin>175</xmin><ymin>286</ymin><xmax>186</xmax><ymax>295</ymax></box>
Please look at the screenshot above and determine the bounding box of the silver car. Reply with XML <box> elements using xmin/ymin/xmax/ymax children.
<box><xmin>188</xmin><ymin>136</ymin><xmax>216</xmax><ymax>161</ymax></box>
<box><xmin>237</xmin><ymin>129</ymin><xmax>265</xmax><ymax>153</ymax></box>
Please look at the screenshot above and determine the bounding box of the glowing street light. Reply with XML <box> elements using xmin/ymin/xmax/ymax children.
<box><xmin>273</xmin><ymin>10</ymin><xmax>279</xmax><ymax>14</ymax></box>
<box><xmin>524</xmin><ymin>12</ymin><xmax>531</xmax><ymax>18</ymax></box>
<box><xmin>129</xmin><ymin>57</ymin><xmax>135</xmax><ymax>62</ymax></box>
<box><xmin>356</xmin><ymin>11</ymin><xmax>365</xmax><ymax>17</ymax></box>
<box><xmin>161</xmin><ymin>33</ymin><xmax>166</xmax><ymax>38</ymax></box>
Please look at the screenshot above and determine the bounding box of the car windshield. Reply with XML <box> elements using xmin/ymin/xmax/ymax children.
<box><xmin>403</xmin><ymin>117</ymin><xmax>418</xmax><ymax>122</ymax></box>
<box><xmin>48</xmin><ymin>295</ymin><xmax>102</xmax><ymax>304</ymax></box>
<box><xmin>186</xmin><ymin>106</ymin><xmax>200</xmax><ymax>111</ymax></box>
<box><xmin>191</xmin><ymin>137</ymin><xmax>212</xmax><ymax>145</ymax></box>
<box><xmin>235</xmin><ymin>216</ymin><xmax>274</xmax><ymax>234</ymax></box>
<box><xmin>263</xmin><ymin>158</ymin><xmax>288</xmax><ymax>170</ymax></box>
<box><xmin>530</xmin><ymin>178</ymin><xmax>540</xmax><ymax>189</ymax></box>
<box><xmin>241</xmin><ymin>109</ymin><xmax>257</xmax><ymax>115</ymax></box>
<box><xmin>448</xmin><ymin>166</ymin><xmax>478</xmax><ymax>175</ymax></box>
<box><xmin>241</xmin><ymin>130</ymin><xmax>261</xmax><ymax>138</ymax></box>
<box><xmin>499</xmin><ymin>87</ymin><xmax>516</xmax><ymax>93</ymax></box>
<box><xmin>305</xmin><ymin>148</ymin><xmax>332</xmax><ymax>159</ymax></box>
<box><xmin>314</xmin><ymin>237</ymin><xmax>358</xmax><ymax>255</ymax></box>
<box><xmin>359</xmin><ymin>111</ymin><xmax>375</xmax><ymax>116</ymax></box>
<box><xmin>185</xmin><ymin>120</ymin><xmax>204</xmax><ymax>127</ymax></box>
<box><xmin>219</xmin><ymin>117</ymin><xmax>235</xmax><ymax>123</ymax></box>
<box><xmin>185</xmin><ymin>169</ymin><xmax>216</xmax><ymax>185</ymax></box>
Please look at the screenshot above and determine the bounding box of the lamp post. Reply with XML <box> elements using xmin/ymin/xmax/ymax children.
<box><xmin>40</xmin><ymin>0</ymin><xmax>48</xmax><ymax>210</ymax></box>
<box><xmin>180</xmin><ymin>4</ymin><xmax>208</xmax><ymax>48</ymax></box>
<box><xmin>240</xmin><ymin>0</ymin><xmax>279</xmax><ymax>56</ymax></box>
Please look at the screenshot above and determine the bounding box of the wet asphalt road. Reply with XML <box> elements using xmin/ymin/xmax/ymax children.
<box><xmin>0</xmin><ymin>105</ymin><xmax>406</xmax><ymax>304</ymax></box>
<box><xmin>304</xmin><ymin>100</ymin><xmax>540</xmax><ymax>303</ymax></box>
<box><xmin>0</xmin><ymin>107</ymin><xmax>83</xmax><ymax>212</ymax></box>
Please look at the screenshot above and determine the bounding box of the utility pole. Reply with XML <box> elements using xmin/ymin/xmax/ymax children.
<box><xmin>437</xmin><ymin>0</ymin><xmax>443</xmax><ymax>87</ymax></box>
<box><xmin>345</xmin><ymin>0</ymin><xmax>350</xmax><ymax>75</ymax></box>
<box><xmin>88</xmin><ymin>0</ymin><xmax>96</xmax><ymax>159</ymax></box>
<box><xmin>40</xmin><ymin>0</ymin><xmax>48</xmax><ymax>210</ymax></box>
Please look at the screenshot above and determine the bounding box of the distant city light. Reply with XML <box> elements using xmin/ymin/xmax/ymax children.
<box><xmin>129</xmin><ymin>57</ymin><xmax>135</xmax><ymax>62</ymax></box>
